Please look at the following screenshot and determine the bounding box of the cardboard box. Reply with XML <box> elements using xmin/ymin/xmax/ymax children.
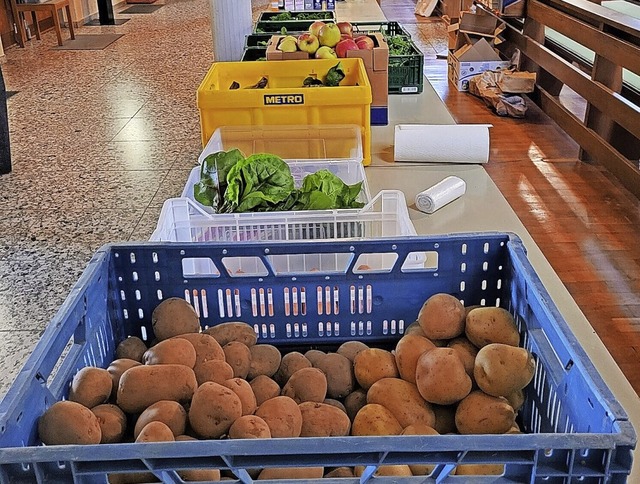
<box><xmin>266</xmin><ymin>33</ymin><xmax>388</xmax><ymax>109</ymax></box>
<box><xmin>451</xmin><ymin>11</ymin><xmax>506</xmax><ymax>50</ymax></box>
<box><xmin>448</xmin><ymin>38</ymin><xmax>510</xmax><ymax>91</ymax></box>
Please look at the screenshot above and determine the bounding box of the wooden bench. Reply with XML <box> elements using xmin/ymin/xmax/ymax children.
<box><xmin>13</xmin><ymin>0</ymin><xmax>75</xmax><ymax>47</ymax></box>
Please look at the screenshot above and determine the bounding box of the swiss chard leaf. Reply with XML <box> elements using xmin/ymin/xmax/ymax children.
<box><xmin>293</xmin><ymin>169</ymin><xmax>364</xmax><ymax>210</ymax></box>
<box><xmin>222</xmin><ymin>153</ymin><xmax>295</xmax><ymax>213</ymax></box>
<box><xmin>194</xmin><ymin>149</ymin><xmax>244</xmax><ymax>210</ymax></box>
<box><xmin>324</xmin><ymin>62</ymin><xmax>345</xmax><ymax>87</ymax></box>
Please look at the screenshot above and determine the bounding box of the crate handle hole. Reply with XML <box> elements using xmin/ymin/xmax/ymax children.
<box><xmin>182</xmin><ymin>258</ymin><xmax>220</xmax><ymax>278</ymax></box>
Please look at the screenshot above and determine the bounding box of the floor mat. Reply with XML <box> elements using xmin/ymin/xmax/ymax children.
<box><xmin>84</xmin><ymin>18</ymin><xmax>130</xmax><ymax>26</ymax></box>
<box><xmin>52</xmin><ymin>34</ymin><xmax>124</xmax><ymax>50</ymax></box>
<box><xmin>120</xmin><ymin>4</ymin><xmax>164</xmax><ymax>14</ymax></box>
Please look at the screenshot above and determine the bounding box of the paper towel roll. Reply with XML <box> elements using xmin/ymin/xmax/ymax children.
<box><xmin>209</xmin><ymin>0</ymin><xmax>252</xmax><ymax>62</ymax></box>
<box><xmin>394</xmin><ymin>124</ymin><xmax>492</xmax><ymax>163</ymax></box>
<box><xmin>415</xmin><ymin>176</ymin><xmax>466</xmax><ymax>214</ymax></box>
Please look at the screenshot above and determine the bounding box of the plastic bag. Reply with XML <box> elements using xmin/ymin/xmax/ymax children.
<box><xmin>468</xmin><ymin>69</ymin><xmax>531</xmax><ymax>118</ymax></box>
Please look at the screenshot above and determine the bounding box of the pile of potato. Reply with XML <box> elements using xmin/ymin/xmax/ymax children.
<box><xmin>38</xmin><ymin>293</ymin><xmax>535</xmax><ymax>481</ymax></box>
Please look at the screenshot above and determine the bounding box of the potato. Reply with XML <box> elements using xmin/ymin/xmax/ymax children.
<box><xmin>401</xmin><ymin>423</ymin><xmax>439</xmax><ymax>475</ymax></box>
<box><xmin>205</xmin><ymin>322</ymin><xmax>257</xmax><ymax>347</ymax></box>
<box><xmin>404</xmin><ymin>321</ymin><xmax>427</xmax><ymax>337</ymax></box>
<box><xmin>323</xmin><ymin>398</ymin><xmax>347</xmax><ymax>414</ymax></box>
<box><xmin>179</xmin><ymin>468</ymin><xmax>221</xmax><ymax>482</ymax></box>
<box><xmin>447</xmin><ymin>337</ymin><xmax>479</xmax><ymax>377</ymax></box>
<box><xmin>356</xmin><ymin>465</ymin><xmax>413</xmax><ymax>477</ymax></box>
<box><xmin>257</xmin><ymin>467</ymin><xmax>323</xmax><ymax>480</ymax></box>
<box><xmin>474</xmin><ymin>343</ymin><xmax>535</xmax><ymax>397</ymax></box>
<box><xmin>304</xmin><ymin>349</ymin><xmax>326</xmax><ymax>366</ymax></box>
<box><xmin>282</xmin><ymin>367</ymin><xmax>327</xmax><ymax>404</ymax></box>
<box><xmin>395</xmin><ymin>334</ymin><xmax>436</xmax><ymax>384</ymax></box>
<box><xmin>418</xmin><ymin>293</ymin><xmax>465</xmax><ymax>340</ymax></box>
<box><xmin>222</xmin><ymin>378</ymin><xmax>257</xmax><ymax>415</ymax></box>
<box><xmin>135</xmin><ymin>421</ymin><xmax>175</xmax><ymax>443</ymax></box>
<box><xmin>228</xmin><ymin>415</ymin><xmax>272</xmax><ymax>439</ymax></box>
<box><xmin>367</xmin><ymin>378</ymin><xmax>436</xmax><ymax>428</ymax></box>
<box><xmin>134</xmin><ymin>400</ymin><xmax>187</xmax><ymax>439</ymax></box>
<box><xmin>336</xmin><ymin>341</ymin><xmax>369</xmax><ymax>362</ymax></box>
<box><xmin>188</xmin><ymin>381</ymin><xmax>243</xmax><ymax>439</ymax></box>
<box><xmin>151</xmin><ymin>297</ymin><xmax>200</xmax><ymax>341</ymax></box>
<box><xmin>456</xmin><ymin>464</ymin><xmax>505</xmax><ymax>475</ymax></box>
<box><xmin>247</xmin><ymin>344</ymin><xmax>281</xmax><ymax>379</ymax></box>
<box><xmin>69</xmin><ymin>366</ymin><xmax>113</xmax><ymax>409</ymax></box>
<box><xmin>353</xmin><ymin>348</ymin><xmax>398</xmax><ymax>390</ymax></box>
<box><xmin>455</xmin><ymin>391</ymin><xmax>516</xmax><ymax>434</ymax></box>
<box><xmin>143</xmin><ymin>338</ymin><xmax>197</xmax><ymax>368</ymax></box>
<box><xmin>254</xmin><ymin>396</ymin><xmax>302</xmax><ymax>438</ymax></box>
<box><xmin>352</xmin><ymin>404</ymin><xmax>403</xmax><ymax>436</ymax></box>
<box><xmin>324</xmin><ymin>468</ymin><xmax>355</xmax><ymax>478</ymax></box>
<box><xmin>92</xmin><ymin>404</ymin><xmax>127</xmax><ymax>444</ymax></box>
<box><xmin>38</xmin><ymin>400</ymin><xmax>102</xmax><ymax>445</ymax></box>
<box><xmin>274</xmin><ymin>351</ymin><xmax>312</xmax><ymax>386</ymax></box>
<box><xmin>115</xmin><ymin>336</ymin><xmax>148</xmax><ymax>362</ymax></box>
<box><xmin>194</xmin><ymin>359</ymin><xmax>234</xmax><ymax>386</ymax></box>
<box><xmin>174</xmin><ymin>333</ymin><xmax>225</xmax><ymax>365</ymax></box>
<box><xmin>314</xmin><ymin>353</ymin><xmax>355</xmax><ymax>399</ymax></box>
<box><xmin>465</xmin><ymin>307</ymin><xmax>520</xmax><ymax>348</ymax></box>
<box><xmin>506</xmin><ymin>389</ymin><xmax>525</xmax><ymax>412</ymax></box>
<box><xmin>117</xmin><ymin>364</ymin><xmax>197</xmax><ymax>414</ymax></box>
<box><xmin>249</xmin><ymin>375</ymin><xmax>281</xmax><ymax>406</ymax></box>
<box><xmin>432</xmin><ymin>404</ymin><xmax>458</xmax><ymax>435</ymax></box>
<box><xmin>107</xmin><ymin>359</ymin><xmax>142</xmax><ymax>401</ymax></box>
<box><xmin>108</xmin><ymin>472</ymin><xmax>159</xmax><ymax>484</ymax></box>
<box><xmin>344</xmin><ymin>389</ymin><xmax>367</xmax><ymax>422</ymax></box>
<box><xmin>223</xmin><ymin>341</ymin><xmax>251</xmax><ymax>379</ymax></box>
<box><xmin>299</xmin><ymin>402</ymin><xmax>351</xmax><ymax>437</ymax></box>
<box><xmin>415</xmin><ymin>347</ymin><xmax>471</xmax><ymax>405</ymax></box>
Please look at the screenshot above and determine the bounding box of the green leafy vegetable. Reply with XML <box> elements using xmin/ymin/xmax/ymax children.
<box><xmin>271</xmin><ymin>11</ymin><xmax>293</xmax><ymax>21</ymax></box>
<box><xmin>293</xmin><ymin>170</ymin><xmax>364</xmax><ymax>210</ymax></box>
<box><xmin>386</xmin><ymin>34</ymin><xmax>415</xmax><ymax>56</ymax></box>
<box><xmin>222</xmin><ymin>154</ymin><xmax>295</xmax><ymax>213</ymax></box>
<box><xmin>324</xmin><ymin>62</ymin><xmax>345</xmax><ymax>87</ymax></box>
<box><xmin>303</xmin><ymin>76</ymin><xmax>324</xmax><ymax>87</ymax></box>
<box><xmin>194</xmin><ymin>149</ymin><xmax>245</xmax><ymax>209</ymax></box>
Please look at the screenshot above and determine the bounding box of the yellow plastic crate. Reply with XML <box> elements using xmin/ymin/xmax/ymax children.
<box><xmin>197</xmin><ymin>58</ymin><xmax>373</xmax><ymax>165</ymax></box>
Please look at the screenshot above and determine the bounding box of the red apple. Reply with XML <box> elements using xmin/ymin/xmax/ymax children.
<box><xmin>354</xmin><ymin>35</ymin><xmax>375</xmax><ymax>50</ymax></box>
<box><xmin>309</xmin><ymin>21</ymin><xmax>326</xmax><ymax>38</ymax></box>
<box><xmin>335</xmin><ymin>38</ymin><xmax>359</xmax><ymax>58</ymax></box>
<box><xmin>337</xmin><ymin>21</ymin><xmax>353</xmax><ymax>38</ymax></box>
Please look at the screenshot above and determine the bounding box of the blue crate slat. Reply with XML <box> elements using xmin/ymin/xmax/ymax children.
<box><xmin>0</xmin><ymin>233</ymin><xmax>635</xmax><ymax>483</ymax></box>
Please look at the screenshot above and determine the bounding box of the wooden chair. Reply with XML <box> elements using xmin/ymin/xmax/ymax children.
<box><xmin>13</xmin><ymin>0</ymin><xmax>75</xmax><ymax>47</ymax></box>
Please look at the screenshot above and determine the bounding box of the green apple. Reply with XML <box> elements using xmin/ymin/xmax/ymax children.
<box><xmin>315</xmin><ymin>45</ymin><xmax>337</xmax><ymax>59</ymax></box>
<box><xmin>318</xmin><ymin>23</ymin><xmax>341</xmax><ymax>48</ymax></box>
<box><xmin>297</xmin><ymin>33</ymin><xmax>320</xmax><ymax>55</ymax></box>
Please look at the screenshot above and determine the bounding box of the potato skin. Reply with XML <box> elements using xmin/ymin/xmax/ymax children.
<box><xmin>69</xmin><ymin>367</ymin><xmax>113</xmax><ymax>409</ymax></box>
<box><xmin>107</xmin><ymin>359</ymin><xmax>142</xmax><ymax>401</ymax></box>
<box><xmin>92</xmin><ymin>404</ymin><xmax>127</xmax><ymax>444</ymax></box>
<box><xmin>135</xmin><ymin>421</ymin><xmax>175</xmax><ymax>443</ymax></box>
<box><xmin>249</xmin><ymin>375</ymin><xmax>281</xmax><ymax>406</ymax></box>
<box><xmin>254</xmin><ymin>396</ymin><xmax>302</xmax><ymax>438</ymax></box>
<box><xmin>188</xmin><ymin>382</ymin><xmax>243</xmax><ymax>439</ymax></box>
<box><xmin>143</xmin><ymin>338</ymin><xmax>197</xmax><ymax>368</ymax></box>
<box><xmin>304</xmin><ymin>349</ymin><xmax>326</xmax><ymax>367</ymax></box>
<box><xmin>151</xmin><ymin>297</ymin><xmax>200</xmax><ymax>341</ymax></box>
<box><xmin>117</xmin><ymin>364</ymin><xmax>197</xmax><ymax>414</ymax></box>
<box><xmin>174</xmin><ymin>333</ymin><xmax>225</xmax><ymax>365</ymax></box>
<box><xmin>222</xmin><ymin>378</ymin><xmax>258</xmax><ymax>416</ymax></box>
<box><xmin>115</xmin><ymin>337</ymin><xmax>148</xmax><ymax>362</ymax></box>
<box><xmin>418</xmin><ymin>293</ymin><xmax>466</xmax><ymax>340</ymax></box>
<box><xmin>415</xmin><ymin>348</ymin><xmax>472</xmax><ymax>405</ymax></box>
<box><xmin>465</xmin><ymin>307</ymin><xmax>520</xmax><ymax>348</ymax></box>
<box><xmin>274</xmin><ymin>352</ymin><xmax>312</xmax><ymax>386</ymax></box>
<box><xmin>299</xmin><ymin>402</ymin><xmax>351</xmax><ymax>437</ymax></box>
<box><xmin>257</xmin><ymin>467</ymin><xmax>324</xmax><ymax>480</ymax></box>
<box><xmin>228</xmin><ymin>415</ymin><xmax>272</xmax><ymax>439</ymax></box>
<box><xmin>336</xmin><ymin>341</ymin><xmax>369</xmax><ymax>362</ymax></box>
<box><xmin>247</xmin><ymin>344</ymin><xmax>282</xmax><ymax>379</ymax></box>
<box><xmin>133</xmin><ymin>400</ymin><xmax>187</xmax><ymax>439</ymax></box>
<box><xmin>314</xmin><ymin>353</ymin><xmax>355</xmax><ymax>399</ymax></box>
<box><xmin>395</xmin><ymin>334</ymin><xmax>436</xmax><ymax>384</ymax></box>
<box><xmin>448</xmin><ymin>337</ymin><xmax>479</xmax><ymax>377</ymax></box>
<box><xmin>205</xmin><ymin>322</ymin><xmax>257</xmax><ymax>347</ymax></box>
<box><xmin>39</xmin><ymin>400</ymin><xmax>102</xmax><ymax>445</ymax></box>
<box><xmin>344</xmin><ymin>389</ymin><xmax>367</xmax><ymax>422</ymax></box>
<box><xmin>353</xmin><ymin>348</ymin><xmax>399</xmax><ymax>390</ymax></box>
<box><xmin>194</xmin><ymin>359</ymin><xmax>234</xmax><ymax>386</ymax></box>
<box><xmin>351</xmin><ymin>404</ymin><xmax>403</xmax><ymax>436</ymax></box>
<box><xmin>282</xmin><ymin>367</ymin><xmax>327</xmax><ymax>403</ymax></box>
<box><xmin>367</xmin><ymin>378</ymin><xmax>436</xmax><ymax>429</ymax></box>
<box><xmin>474</xmin><ymin>343</ymin><xmax>535</xmax><ymax>397</ymax></box>
<box><xmin>223</xmin><ymin>342</ymin><xmax>251</xmax><ymax>379</ymax></box>
<box><xmin>455</xmin><ymin>391</ymin><xmax>516</xmax><ymax>434</ymax></box>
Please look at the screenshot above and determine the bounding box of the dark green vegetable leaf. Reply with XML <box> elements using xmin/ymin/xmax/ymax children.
<box><xmin>303</xmin><ymin>76</ymin><xmax>324</xmax><ymax>87</ymax></box>
<box><xmin>324</xmin><ymin>62</ymin><xmax>345</xmax><ymax>87</ymax></box>
<box><xmin>194</xmin><ymin>149</ymin><xmax>244</xmax><ymax>210</ymax></box>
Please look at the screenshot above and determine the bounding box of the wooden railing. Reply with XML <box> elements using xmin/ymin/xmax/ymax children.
<box><xmin>477</xmin><ymin>0</ymin><xmax>640</xmax><ymax>198</ymax></box>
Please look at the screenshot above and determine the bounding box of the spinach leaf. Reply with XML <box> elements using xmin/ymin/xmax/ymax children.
<box><xmin>194</xmin><ymin>149</ymin><xmax>244</xmax><ymax>210</ymax></box>
<box><xmin>294</xmin><ymin>169</ymin><xmax>364</xmax><ymax>210</ymax></box>
<box><xmin>222</xmin><ymin>153</ymin><xmax>295</xmax><ymax>212</ymax></box>
<box><xmin>324</xmin><ymin>62</ymin><xmax>345</xmax><ymax>87</ymax></box>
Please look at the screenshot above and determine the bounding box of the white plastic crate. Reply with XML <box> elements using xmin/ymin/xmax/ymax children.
<box><xmin>152</xmin><ymin>190</ymin><xmax>426</xmax><ymax>275</ymax></box>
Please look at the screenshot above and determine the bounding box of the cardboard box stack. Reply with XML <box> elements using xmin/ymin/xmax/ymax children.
<box><xmin>447</xmin><ymin>11</ymin><xmax>510</xmax><ymax>91</ymax></box>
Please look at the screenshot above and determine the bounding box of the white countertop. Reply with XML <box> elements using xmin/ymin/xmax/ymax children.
<box><xmin>335</xmin><ymin>0</ymin><xmax>640</xmax><ymax>477</ymax></box>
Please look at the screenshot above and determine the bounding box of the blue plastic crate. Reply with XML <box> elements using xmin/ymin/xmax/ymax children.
<box><xmin>0</xmin><ymin>234</ymin><xmax>635</xmax><ymax>482</ymax></box>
